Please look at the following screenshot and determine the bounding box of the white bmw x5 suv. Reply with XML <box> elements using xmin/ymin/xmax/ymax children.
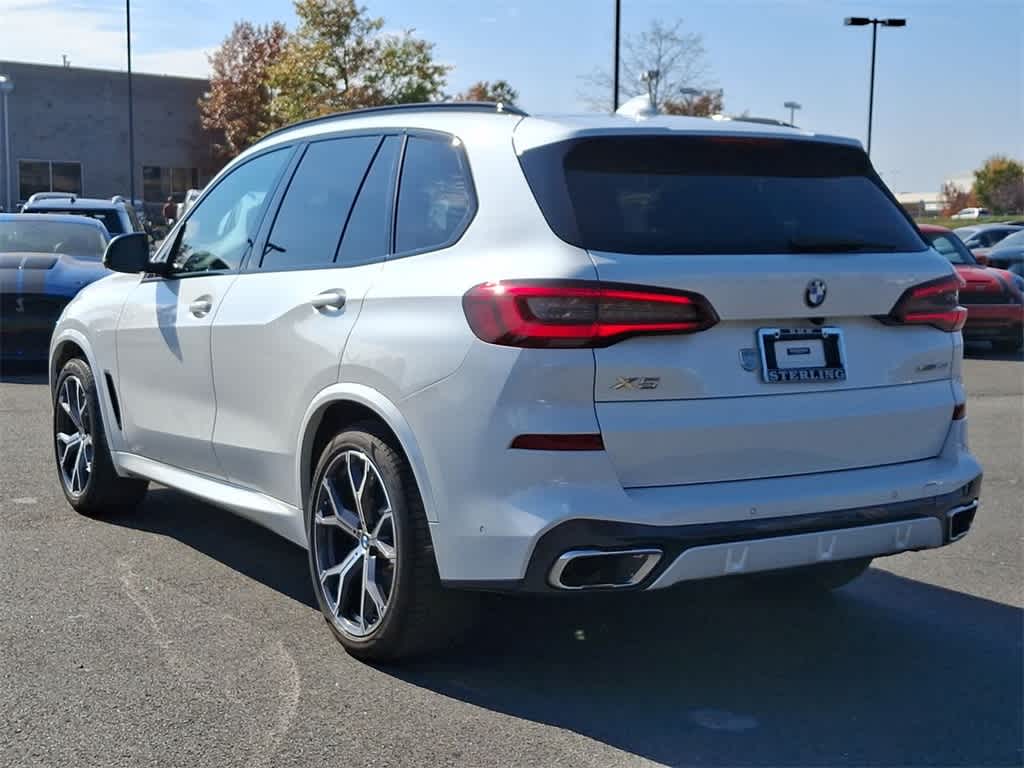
<box><xmin>50</xmin><ymin>102</ymin><xmax>982</xmax><ymax>659</ymax></box>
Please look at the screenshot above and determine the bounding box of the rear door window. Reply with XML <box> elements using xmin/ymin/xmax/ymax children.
<box><xmin>336</xmin><ymin>136</ymin><xmax>401</xmax><ymax>267</ymax></box>
<box><xmin>262</xmin><ymin>136</ymin><xmax>380</xmax><ymax>270</ymax></box>
<box><xmin>395</xmin><ymin>135</ymin><xmax>475</xmax><ymax>255</ymax></box>
<box><xmin>518</xmin><ymin>136</ymin><xmax>927</xmax><ymax>255</ymax></box>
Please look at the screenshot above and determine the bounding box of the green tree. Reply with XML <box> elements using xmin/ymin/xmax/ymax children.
<box><xmin>268</xmin><ymin>0</ymin><xmax>448</xmax><ymax>125</ymax></box>
<box><xmin>199</xmin><ymin>21</ymin><xmax>288</xmax><ymax>158</ymax></box>
<box><xmin>973</xmin><ymin>156</ymin><xmax>1024</xmax><ymax>213</ymax></box>
<box><xmin>456</xmin><ymin>80</ymin><xmax>519</xmax><ymax>104</ymax></box>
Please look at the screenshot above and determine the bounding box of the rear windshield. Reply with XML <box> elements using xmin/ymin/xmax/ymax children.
<box><xmin>31</xmin><ymin>208</ymin><xmax>124</xmax><ymax>235</ymax></box>
<box><xmin>518</xmin><ymin>136</ymin><xmax>927</xmax><ymax>255</ymax></box>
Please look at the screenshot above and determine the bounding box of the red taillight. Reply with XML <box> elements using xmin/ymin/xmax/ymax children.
<box><xmin>462</xmin><ymin>280</ymin><xmax>718</xmax><ymax>348</ymax></box>
<box><xmin>885</xmin><ymin>274</ymin><xmax>967</xmax><ymax>332</ymax></box>
<box><xmin>509</xmin><ymin>434</ymin><xmax>605</xmax><ymax>450</ymax></box>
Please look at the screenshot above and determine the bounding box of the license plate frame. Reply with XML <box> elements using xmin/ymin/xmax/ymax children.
<box><xmin>757</xmin><ymin>327</ymin><xmax>847</xmax><ymax>384</ymax></box>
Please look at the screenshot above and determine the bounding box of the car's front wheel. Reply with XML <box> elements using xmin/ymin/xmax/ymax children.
<box><xmin>53</xmin><ymin>358</ymin><xmax>148</xmax><ymax>515</ymax></box>
<box><xmin>307</xmin><ymin>421</ymin><xmax>468</xmax><ymax>661</ymax></box>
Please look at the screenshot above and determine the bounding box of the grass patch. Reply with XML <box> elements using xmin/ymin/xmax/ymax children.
<box><xmin>914</xmin><ymin>216</ymin><xmax>1022</xmax><ymax>230</ymax></box>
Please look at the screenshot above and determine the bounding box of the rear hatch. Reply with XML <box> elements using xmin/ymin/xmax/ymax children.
<box><xmin>518</xmin><ymin>131</ymin><xmax>961</xmax><ymax>487</ymax></box>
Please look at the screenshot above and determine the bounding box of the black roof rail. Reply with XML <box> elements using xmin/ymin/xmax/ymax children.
<box><xmin>258</xmin><ymin>101</ymin><xmax>528</xmax><ymax>143</ymax></box>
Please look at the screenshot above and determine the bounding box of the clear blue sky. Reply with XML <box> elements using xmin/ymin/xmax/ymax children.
<box><xmin>2</xmin><ymin>0</ymin><xmax>1021</xmax><ymax>192</ymax></box>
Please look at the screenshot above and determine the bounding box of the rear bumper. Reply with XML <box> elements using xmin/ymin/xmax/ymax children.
<box><xmin>504</xmin><ymin>476</ymin><xmax>980</xmax><ymax>592</ymax></box>
<box><xmin>438</xmin><ymin>425</ymin><xmax>983</xmax><ymax>592</ymax></box>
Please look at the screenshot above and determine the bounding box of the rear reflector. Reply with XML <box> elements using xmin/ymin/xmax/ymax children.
<box><xmin>510</xmin><ymin>434</ymin><xmax>605</xmax><ymax>451</ymax></box>
<box><xmin>952</xmin><ymin>403</ymin><xmax>966</xmax><ymax>420</ymax></box>
<box><xmin>463</xmin><ymin>280</ymin><xmax>718</xmax><ymax>348</ymax></box>
<box><xmin>884</xmin><ymin>274</ymin><xmax>967</xmax><ymax>332</ymax></box>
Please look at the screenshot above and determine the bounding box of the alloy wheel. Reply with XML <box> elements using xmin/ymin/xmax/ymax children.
<box><xmin>313</xmin><ymin>450</ymin><xmax>397</xmax><ymax>638</ymax></box>
<box><xmin>55</xmin><ymin>376</ymin><xmax>94</xmax><ymax>497</ymax></box>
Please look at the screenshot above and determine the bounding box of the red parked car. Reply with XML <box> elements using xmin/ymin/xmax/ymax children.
<box><xmin>920</xmin><ymin>224</ymin><xmax>1024</xmax><ymax>352</ymax></box>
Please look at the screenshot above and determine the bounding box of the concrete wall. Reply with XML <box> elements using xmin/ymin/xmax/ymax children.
<box><xmin>0</xmin><ymin>61</ymin><xmax>218</xmax><ymax>210</ymax></box>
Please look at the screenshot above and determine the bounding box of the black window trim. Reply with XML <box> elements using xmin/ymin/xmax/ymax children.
<box><xmin>389</xmin><ymin>128</ymin><xmax>478</xmax><ymax>261</ymax></box>
<box><xmin>146</xmin><ymin>143</ymin><xmax>298</xmax><ymax>282</ymax></box>
<box><xmin>243</xmin><ymin>127</ymin><xmax>404</xmax><ymax>275</ymax></box>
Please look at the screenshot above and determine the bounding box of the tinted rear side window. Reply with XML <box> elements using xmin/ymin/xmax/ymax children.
<box><xmin>337</xmin><ymin>136</ymin><xmax>401</xmax><ymax>266</ymax></box>
<box><xmin>262</xmin><ymin>136</ymin><xmax>379</xmax><ymax>269</ymax></box>
<box><xmin>395</xmin><ymin>135</ymin><xmax>475</xmax><ymax>255</ymax></box>
<box><xmin>519</xmin><ymin>136</ymin><xmax>926</xmax><ymax>255</ymax></box>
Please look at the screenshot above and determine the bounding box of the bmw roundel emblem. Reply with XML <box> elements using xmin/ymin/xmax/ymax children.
<box><xmin>805</xmin><ymin>279</ymin><xmax>827</xmax><ymax>308</ymax></box>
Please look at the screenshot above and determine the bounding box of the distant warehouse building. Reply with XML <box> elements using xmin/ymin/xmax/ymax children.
<box><xmin>0</xmin><ymin>60</ymin><xmax>221</xmax><ymax>214</ymax></box>
<box><xmin>895</xmin><ymin>191</ymin><xmax>945</xmax><ymax>218</ymax></box>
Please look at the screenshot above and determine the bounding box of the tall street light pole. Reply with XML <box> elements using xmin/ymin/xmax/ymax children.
<box><xmin>612</xmin><ymin>0</ymin><xmax>621</xmax><ymax>111</ymax></box>
<box><xmin>783</xmin><ymin>100</ymin><xmax>801</xmax><ymax>125</ymax></box>
<box><xmin>0</xmin><ymin>74</ymin><xmax>12</xmax><ymax>212</ymax></box>
<box><xmin>844</xmin><ymin>16</ymin><xmax>906</xmax><ymax>156</ymax></box>
<box><xmin>126</xmin><ymin>0</ymin><xmax>136</xmax><ymax>204</ymax></box>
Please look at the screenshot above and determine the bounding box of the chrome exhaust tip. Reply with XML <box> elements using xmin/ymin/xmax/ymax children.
<box><xmin>947</xmin><ymin>501</ymin><xmax>978</xmax><ymax>542</ymax></box>
<box><xmin>548</xmin><ymin>548</ymin><xmax>662</xmax><ymax>590</ymax></box>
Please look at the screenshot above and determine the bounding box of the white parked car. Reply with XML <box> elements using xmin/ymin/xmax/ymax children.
<box><xmin>50</xmin><ymin>103</ymin><xmax>983</xmax><ymax>660</ymax></box>
<box><xmin>951</xmin><ymin>207</ymin><xmax>991</xmax><ymax>220</ymax></box>
<box><xmin>22</xmin><ymin>193</ymin><xmax>144</xmax><ymax>237</ymax></box>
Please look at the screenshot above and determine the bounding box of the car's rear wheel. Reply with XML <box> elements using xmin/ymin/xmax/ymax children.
<box><xmin>307</xmin><ymin>421</ymin><xmax>469</xmax><ymax>661</ymax></box>
<box><xmin>53</xmin><ymin>358</ymin><xmax>148</xmax><ymax>515</ymax></box>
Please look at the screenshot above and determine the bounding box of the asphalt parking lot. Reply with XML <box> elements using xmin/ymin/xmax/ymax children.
<box><xmin>1</xmin><ymin>349</ymin><xmax>1021</xmax><ymax>768</ymax></box>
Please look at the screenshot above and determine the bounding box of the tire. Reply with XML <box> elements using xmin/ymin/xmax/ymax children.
<box><xmin>53</xmin><ymin>358</ymin><xmax>148</xmax><ymax>516</ymax></box>
<box><xmin>755</xmin><ymin>557</ymin><xmax>872</xmax><ymax>594</ymax></box>
<box><xmin>306</xmin><ymin>420</ymin><xmax>472</xmax><ymax>661</ymax></box>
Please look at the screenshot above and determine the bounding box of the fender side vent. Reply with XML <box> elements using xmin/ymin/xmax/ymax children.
<box><xmin>104</xmin><ymin>371</ymin><xmax>123</xmax><ymax>430</ymax></box>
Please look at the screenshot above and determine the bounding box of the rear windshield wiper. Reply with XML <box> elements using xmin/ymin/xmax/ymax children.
<box><xmin>787</xmin><ymin>238</ymin><xmax>897</xmax><ymax>253</ymax></box>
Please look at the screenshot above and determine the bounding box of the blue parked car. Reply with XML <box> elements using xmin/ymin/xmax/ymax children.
<box><xmin>1</xmin><ymin>213</ymin><xmax>112</xmax><ymax>362</ymax></box>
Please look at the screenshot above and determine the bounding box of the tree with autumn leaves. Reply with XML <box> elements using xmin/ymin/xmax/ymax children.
<box><xmin>268</xmin><ymin>0</ymin><xmax>448</xmax><ymax>125</ymax></box>
<box><xmin>200</xmin><ymin>0</ymin><xmax>521</xmax><ymax>157</ymax></box>
<box><xmin>941</xmin><ymin>157</ymin><xmax>1024</xmax><ymax>215</ymax></box>
<box><xmin>199</xmin><ymin>21</ymin><xmax>287</xmax><ymax>158</ymax></box>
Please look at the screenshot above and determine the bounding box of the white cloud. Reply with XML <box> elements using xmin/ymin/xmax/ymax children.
<box><xmin>0</xmin><ymin>0</ymin><xmax>210</xmax><ymax>78</ymax></box>
<box><xmin>133</xmin><ymin>48</ymin><xmax>211</xmax><ymax>78</ymax></box>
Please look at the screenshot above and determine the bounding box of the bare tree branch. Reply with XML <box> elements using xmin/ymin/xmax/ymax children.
<box><xmin>580</xmin><ymin>18</ymin><xmax>716</xmax><ymax>112</ymax></box>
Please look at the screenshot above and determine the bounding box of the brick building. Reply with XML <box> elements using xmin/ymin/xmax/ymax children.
<box><xmin>0</xmin><ymin>60</ymin><xmax>219</xmax><ymax>214</ymax></box>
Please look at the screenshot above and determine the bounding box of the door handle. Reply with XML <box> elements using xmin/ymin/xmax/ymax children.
<box><xmin>310</xmin><ymin>289</ymin><xmax>346</xmax><ymax>311</ymax></box>
<box><xmin>189</xmin><ymin>296</ymin><xmax>213</xmax><ymax>318</ymax></box>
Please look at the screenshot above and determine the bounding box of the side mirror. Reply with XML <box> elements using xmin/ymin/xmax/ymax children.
<box><xmin>103</xmin><ymin>232</ymin><xmax>165</xmax><ymax>275</ymax></box>
<box><xmin>974</xmin><ymin>253</ymin><xmax>989</xmax><ymax>266</ymax></box>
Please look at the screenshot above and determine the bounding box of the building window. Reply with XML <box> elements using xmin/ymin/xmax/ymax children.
<box><xmin>51</xmin><ymin>162</ymin><xmax>83</xmax><ymax>193</ymax></box>
<box><xmin>18</xmin><ymin>160</ymin><xmax>82</xmax><ymax>200</ymax></box>
<box><xmin>143</xmin><ymin>165</ymin><xmax>211</xmax><ymax>203</ymax></box>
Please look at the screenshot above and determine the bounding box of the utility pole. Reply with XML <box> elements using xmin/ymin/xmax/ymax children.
<box><xmin>126</xmin><ymin>0</ymin><xmax>136</xmax><ymax>204</ymax></box>
<box><xmin>844</xmin><ymin>16</ymin><xmax>906</xmax><ymax>156</ymax></box>
<box><xmin>612</xmin><ymin>0</ymin><xmax>621</xmax><ymax>111</ymax></box>
<box><xmin>0</xmin><ymin>74</ymin><xmax>12</xmax><ymax>211</ymax></box>
<box><xmin>783</xmin><ymin>100</ymin><xmax>802</xmax><ymax>125</ymax></box>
